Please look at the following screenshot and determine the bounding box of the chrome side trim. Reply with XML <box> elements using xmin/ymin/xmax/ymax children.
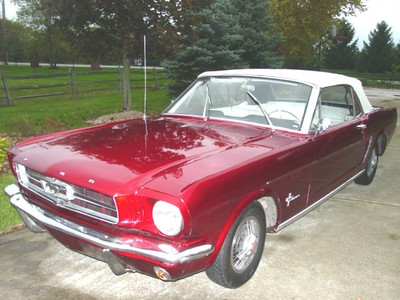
<box><xmin>5</xmin><ymin>184</ymin><xmax>214</xmax><ymax>264</ymax></box>
<box><xmin>276</xmin><ymin>170</ymin><xmax>364</xmax><ymax>232</ymax></box>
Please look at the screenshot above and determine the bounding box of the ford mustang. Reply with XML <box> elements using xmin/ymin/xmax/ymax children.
<box><xmin>4</xmin><ymin>69</ymin><xmax>397</xmax><ymax>288</ymax></box>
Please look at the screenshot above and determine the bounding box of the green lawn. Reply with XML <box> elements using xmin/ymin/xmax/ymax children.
<box><xmin>0</xmin><ymin>65</ymin><xmax>172</xmax><ymax>135</ymax></box>
<box><xmin>0</xmin><ymin>172</ymin><xmax>21</xmax><ymax>234</ymax></box>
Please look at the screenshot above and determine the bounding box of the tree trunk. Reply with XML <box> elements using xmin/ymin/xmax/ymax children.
<box><xmin>90</xmin><ymin>61</ymin><xmax>101</xmax><ymax>71</ymax></box>
<box><xmin>49</xmin><ymin>59</ymin><xmax>57</xmax><ymax>69</ymax></box>
<box><xmin>122</xmin><ymin>49</ymin><xmax>131</xmax><ymax>111</ymax></box>
<box><xmin>30</xmin><ymin>53</ymin><xmax>40</xmax><ymax>68</ymax></box>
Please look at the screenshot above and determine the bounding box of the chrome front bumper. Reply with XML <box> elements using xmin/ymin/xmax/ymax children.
<box><xmin>5</xmin><ymin>184</ymin><xmax>214</xmax><ymax>265</ymax></box>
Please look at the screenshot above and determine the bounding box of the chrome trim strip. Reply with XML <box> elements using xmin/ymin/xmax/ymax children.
<box><xmin>276</xmin><ymin>170</ymin><xmax>364</xmax><ymax>232</ymax></box>
<box><xmin>5</xmin><ymin>184</ymin><xmax>214</xmax><ymax>264</ymax></box>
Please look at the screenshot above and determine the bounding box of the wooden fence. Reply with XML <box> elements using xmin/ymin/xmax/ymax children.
<box><xmin>0</xmin><ymin>68</ymin><xmax>165</xmax><ymax>107</ymax></box>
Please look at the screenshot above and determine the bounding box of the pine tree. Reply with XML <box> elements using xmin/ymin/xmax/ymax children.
<box><xmin>324</xmin><ymin>19</ymin><xmax>359</xmax><ymax>69</ymax></box>
<box><xmin>359</xmin><ymin>21</ymin><xmax>396</xmax><ymax>73</ymax></box>
<box><xmin>163</xmin><ymin>0</ymin><xmax>281</xmax><ymax>96</ymax></box>
<box><xmin>229</xmin><ymin>0</ymin><xmax>281</xmax><ymax>68</ymax></box>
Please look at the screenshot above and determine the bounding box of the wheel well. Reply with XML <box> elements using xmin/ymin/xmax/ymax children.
<box><xmin>257</xmin><ymin>196</ymin><xmax>278</xmax><ymax>232</ymax></box>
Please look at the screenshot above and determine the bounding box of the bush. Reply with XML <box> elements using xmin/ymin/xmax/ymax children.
<box><xmin>0</xmin><ymin>138</ymin><xmax>10</xmax><ymax>173</ymax></box>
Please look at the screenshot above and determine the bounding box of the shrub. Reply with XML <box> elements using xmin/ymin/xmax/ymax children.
<box><xmin>0</xmin><ymin>138</ymin><xmax>10</xmax><ymax>173</ymax></box>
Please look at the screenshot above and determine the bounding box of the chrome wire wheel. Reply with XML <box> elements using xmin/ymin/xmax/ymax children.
<box><xmin>355</xmin><ymin>144</ymin><xmax>379</xmax><ymax>186</ymax></box>
<box><xmin>366</xmin><ymin>147</ymin><xmax>378</xmax><ymax>177</ymax></box>
<box><xmin>206</xmin><ymin>201</ymin><xmax>266</xmax><ymax>288</ymax></box>
<box><xmin>230</xmin><ymin>216</ymin><xmax>260</xmax><ymax>274</ymax></box>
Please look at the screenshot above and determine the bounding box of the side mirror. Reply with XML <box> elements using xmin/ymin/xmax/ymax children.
<box><xmin>316</xmin><ymin>117</ymin><xmax>331</xmax><ymax>135</ymax></box>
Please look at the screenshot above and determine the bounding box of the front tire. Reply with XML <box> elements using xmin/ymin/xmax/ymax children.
<box><xmin>355</xmin><ymin>144</ymin><xmax>379</xmax><ymax>185</ymax></box>
<box><xmin>206</xmin><ymin>202</ymin><xmax>266</xmax><ymax>288</ymax></box>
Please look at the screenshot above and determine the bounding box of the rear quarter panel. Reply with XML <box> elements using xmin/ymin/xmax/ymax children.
<box><xmin>366</xmin><ymin>107</ymin><xmax>397</xmax><ymax>149</ymax></box>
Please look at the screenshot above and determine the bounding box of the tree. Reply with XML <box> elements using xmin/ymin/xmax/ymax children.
<box><xmin>13</xmin><ymin>0</ymin><xmax>71</xmax><ymax>68</ymax></box>
<box><xmin>13</xmin><ymin>0</ymin><xmax>178</xmax><ymax>111</ymax></box>
<box><xmin>0</xmin><ymin>19</ymin><xmax>27</xmax><ymax>63</ymax></box>
<box><xmin>229</xmin><ymin>0</ymin><xmax>281</xmax><ymax>68</ymax></box>
<box><xmin>324</xmin><ymin>19</ymin><xmax>359</xmax><ymax>69</ymax></box>
<box><xmin>395</xmin><ymin>42</ymin><xmax>400</xmax><ymax>69</ymax></box>
<box><xmin>270</xmin><ymin>0</ymin><xmax>365</xmax><ymax>68</ymax></box>
<box><xmin>359</xmin><ymin>21</ymin><xmax>396</xmax><ymax>73</ymax></box>
<box><xmin>163</xmin><ymin>0</ymin><xmax>281</xmax><ymax>96</ymax></box>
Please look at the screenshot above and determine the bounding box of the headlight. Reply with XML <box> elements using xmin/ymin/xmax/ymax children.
<box><xmin>152</xmin><ymin>201</ymin><xmax>183</xmax><ymax>236</ymax></box>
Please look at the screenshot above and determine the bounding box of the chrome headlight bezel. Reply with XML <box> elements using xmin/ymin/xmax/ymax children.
<box><xmin>14</xmin><ymin>163</ymin><xmax>29</xmax><ymax>185</ymax></box>
<box><xmin>152</xmin><ymin>200</ymin><xmax>183</xmax><ymax>236</ymax></box>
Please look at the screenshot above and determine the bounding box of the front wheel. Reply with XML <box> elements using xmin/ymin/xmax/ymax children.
<box><xmin>355</xmin><ymin>144</ymin><xmax>379</xmax><ymax>185</ymax></box>
<box><xmin>206</xmin><ymin>202</ymin><xmax>266</xmax><ymax>288</ymax></box>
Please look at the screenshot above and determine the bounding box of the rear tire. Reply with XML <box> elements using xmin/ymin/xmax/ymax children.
<box><xmin>206</xmin><ymin>202</ymin><xmax>266</xmax><ymax>288</ymax></box>
<box><xmin>355</xmin><ymin>144</ymin><xmax>379</xmax><ymax>185</ymax></box>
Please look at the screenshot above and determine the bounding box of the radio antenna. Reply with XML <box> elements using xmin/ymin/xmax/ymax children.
<box><xmin>143</xmin><ymin>35</ymin><xmax>147</xmax><ymax>120</ymax></box>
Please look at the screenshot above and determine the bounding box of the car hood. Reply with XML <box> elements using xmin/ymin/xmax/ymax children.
<box><xmin>11</xmin><ymin>116</ymin><xmax>280</xmax><ymax>196</ymax></box>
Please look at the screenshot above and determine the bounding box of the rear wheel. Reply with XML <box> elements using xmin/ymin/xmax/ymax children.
<box><xmin>206</xmin><ymin>202</ymin><xmax>266</xmax><ymax>288</ymax></box>
<box><xmin>355</xmin><ymin>144</ymin><xmax>379</xmax><ymax>185</ymax></box>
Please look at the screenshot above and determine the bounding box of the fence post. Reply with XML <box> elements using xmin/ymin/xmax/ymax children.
<box><xmin>117</xmin><ymin>66</ymin><xmax>122</xmax><ymax>93</ymax></box>
<box><xmin>69</xmin><ymin>68</ymin><xmax>75</xmax><ymax>97</ymax></box>
<box><xmin>1</xmin><ymin>72</ymin><xmax>12</xmax><ymax>106</ymax></box>
<box><xmin>152</xmin><ymin>68</ymin><xmax>158</xmax><ymax>89</ymax></box>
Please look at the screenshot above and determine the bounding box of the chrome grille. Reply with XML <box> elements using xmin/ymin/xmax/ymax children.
<box><xmin>15</xmin><ymin>163</ymin><xmax>118</xmax><ymax>223</ymax></box>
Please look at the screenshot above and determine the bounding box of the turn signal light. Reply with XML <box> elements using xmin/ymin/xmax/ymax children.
<box><xmin>154</xmin><ymin>266</ymin><xmax>171</xmax><ymax>281</ymax></box>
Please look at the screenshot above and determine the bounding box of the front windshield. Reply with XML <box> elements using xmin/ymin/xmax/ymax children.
<box><xmin>165</xmin><ymin>77</ymin><xmax>312</xmax><ymax>131</ymax></box>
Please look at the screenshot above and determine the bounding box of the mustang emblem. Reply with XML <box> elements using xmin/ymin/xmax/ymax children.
<box><xmin>41</xmin><ymin>180</ymin><xmax>60</xmax><ymax>196</ymax></box>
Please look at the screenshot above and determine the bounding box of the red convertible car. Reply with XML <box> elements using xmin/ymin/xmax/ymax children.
<box><xmin>5</xmin><ymin>69</ymin><xmax>397</xmax><ymax>288</ymax></box>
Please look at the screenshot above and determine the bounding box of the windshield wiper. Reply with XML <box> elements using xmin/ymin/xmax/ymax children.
<box><xmin>246</xmin><ymin>91</ymin><xmax>275</xmax><ymax>130</ymax></box>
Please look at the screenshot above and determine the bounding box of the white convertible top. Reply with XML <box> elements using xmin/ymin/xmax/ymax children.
<box><xmin>198</xmin><ymin>69</ymin><xmax>373</xmax><ymax>112</ymax></box>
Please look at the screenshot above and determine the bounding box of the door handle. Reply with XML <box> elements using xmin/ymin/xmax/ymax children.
<box><xmin>356</xmin><ymin>124</ymin><xmax>367</xmax><ymax>130</ymax></box>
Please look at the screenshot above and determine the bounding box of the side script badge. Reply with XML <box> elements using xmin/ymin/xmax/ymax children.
<box><xmin>285</xmin><ymin>193</ymin><xmax>300</xmax><ymax>207</ymax></box>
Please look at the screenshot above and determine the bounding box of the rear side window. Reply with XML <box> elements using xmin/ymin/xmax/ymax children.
<box><xmin>311</xmin><ymin>85</ymin><xmax>363</xmax><ymax>130</ymax></box>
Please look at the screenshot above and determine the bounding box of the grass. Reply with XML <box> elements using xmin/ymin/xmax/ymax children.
<box><xmin>0</xmin><ymin>172</ymin><xmax>22</xmax><ymax>234</ymax></box>
<box><xmin>0</xmin><ymin>65</ymin><xmax>172</xmax><ymax>134</ymax></box>
<box><xmin>1</xmin><ymin>88</ymin><xmax>171</xmax><ymax>135</ymax></box>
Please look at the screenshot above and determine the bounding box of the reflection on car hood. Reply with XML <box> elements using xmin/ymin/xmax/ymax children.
<box><xmin>11</xmin><ymin>116</ymin><xmax>277</xmax><ymax>195</ymax></box>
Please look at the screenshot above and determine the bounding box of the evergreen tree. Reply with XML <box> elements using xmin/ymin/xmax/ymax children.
<box><xmin>163</xmin><ymin>0</ymin><xmax>281</xmax><ymax>96</ymax></box>
<box><xmin>324</xmin><ymin>19</ymin><xmax>359</xmax><ymax>69</ymax></box>
<box><xmin>395</xmin><ymin>42</ymin><xmax>400</xmax><ymax>68</ymax></box>
<box><xmin>358</xmin><ymin>21</ymin><xmax>396</xmax><ymax>73</ymax></box>
<box><xmin>230</xmin><ymin>0</ymin><xmax>281</xmax><ymax>68</ymax></box>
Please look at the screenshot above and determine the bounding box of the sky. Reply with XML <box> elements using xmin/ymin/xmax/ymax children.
<box><xmin>347</xmin><ymin>0</ymin><xmax>400</xmax><ymax>48</ymax></box>
<box><xmin>2</xmin><ymin>0</ymin><xmax>400</xmax><ymax>50</ymax></box>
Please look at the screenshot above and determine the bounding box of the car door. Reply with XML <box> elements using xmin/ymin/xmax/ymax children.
<box><xmin>308</xmin><ymin>85</ymin><xmax>368</xmax><ymax>204</ymax></box>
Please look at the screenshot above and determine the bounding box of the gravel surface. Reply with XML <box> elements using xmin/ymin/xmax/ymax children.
<box><xmin>87</xmin><ymin>110</ymin><xmax>144</xmax><ymax>124</ymax></box>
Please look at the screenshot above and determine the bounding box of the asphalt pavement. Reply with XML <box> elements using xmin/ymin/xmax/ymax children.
<box><xmin>0</xmin><ymin>88</ymin><xmax>399</xmax><ymax>300</ymax></box>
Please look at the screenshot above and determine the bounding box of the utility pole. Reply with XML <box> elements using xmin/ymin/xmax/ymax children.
<box><xmin>1</xmin><ymin>0</ymin><xmax>8</xmax><ymax>65</ymax></box>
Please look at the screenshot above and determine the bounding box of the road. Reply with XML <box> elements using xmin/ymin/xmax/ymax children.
<box><xmin>0</xmin><ymin>89</ymin><xmax>399</xmax><ymax>300</ymax></box>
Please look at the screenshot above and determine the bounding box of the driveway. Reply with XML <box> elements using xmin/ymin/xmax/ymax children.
<box><xmin>1</xmin><ymin>89</ymin><xmax>399</xmax><ymax>300</ymax></box>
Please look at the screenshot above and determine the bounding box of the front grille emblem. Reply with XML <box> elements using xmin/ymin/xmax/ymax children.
<box><xmin>41</xmin><ymin>180</ymin><xmax>60</xmax><ymax>196</ymax></box>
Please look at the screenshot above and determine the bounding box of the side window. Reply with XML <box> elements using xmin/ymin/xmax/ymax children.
<box><xmin>311</xmin><ymin>85</ymin><xmax>363</xmax><ymax>130</ymax></box>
